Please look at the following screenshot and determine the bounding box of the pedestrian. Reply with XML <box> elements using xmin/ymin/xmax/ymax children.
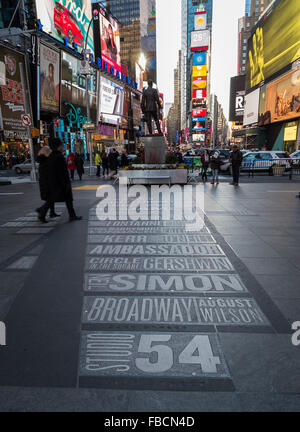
<box><xmin>95</xmin><ymin>150</ymin><xmax>101</xmax><ymax>177</ymax></box>
<box><xmin>175</xmin><ymin>148</ymin><xmax>183</xmax><ymax>164</ymax></box>
<box><xmin>108</xmin><ymin>148</ymin><xmax>118</xmax><ymax>178</ymax></box>
<box><xmin>230</xmin><ymin>145</ymin><xmax>243</xmax><ymax>186</ymax></box>
<box><xmin>75</xmin><ymin>152</ymin><xmax>84</xmax><ymax>181</ymax></box>
<box><xmin>120</xmin><ymin>150</ymin><xmax>129</xmax><ymax>168</ymax></box>
<box><xmin>210</xmin><ymin>150</ymin><xmax>222</xmax><ymax>185</ymax></box>
<box><xmin>101</xmin><ymin>151</ymin><xmax>109</xmax><ymax>178</ymax></box>
<box><xmin>66</xmin><ymin>151</ymin><xmax>76</xmax><ymax>180</ymax></box>
<box><xmin>201</xmin><ymin>149</ymin><xmax>210</xmax><ymax>182</ymax></box>
<box><xmin>47</xmin><ymin>138</ymin><xmax>82</xmax><ymax>222</ymax></box>
<box><xmin>35</xmin><ymin>146</ymin><xmax>59</xmax><ymax>223</ymax></box>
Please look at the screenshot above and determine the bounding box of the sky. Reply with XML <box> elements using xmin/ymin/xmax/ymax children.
<box><xmin>156</xmin><ymin>0</ymin><xmax>245</xmax><ymax>119</ymax></box>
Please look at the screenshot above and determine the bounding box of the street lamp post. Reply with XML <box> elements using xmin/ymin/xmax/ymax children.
<box><xmin>81</xmin><ymin>9</ymin><xmax>98</xmax><ymax>176</ymax></box>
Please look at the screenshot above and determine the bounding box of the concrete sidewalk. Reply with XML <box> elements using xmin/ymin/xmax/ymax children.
<box><xmin>0</xmin><ymin>179</ymin><xmax>299</xmax><ymax>412</ymax></box>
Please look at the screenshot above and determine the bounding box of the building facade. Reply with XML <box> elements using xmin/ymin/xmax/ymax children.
<box><xmin>181</xmin><ymin>0</ymin><xmax>213</xmax><ymax>132</ymax></box>
<box><xmin>103</xmin><ymin>0</ymin><xmax>157</xmax><ymax>83</ymax></box>
<box><xmin>167</xmin><ymin>51</ymin><xmax>182</xmax><ymax>146</ymax></box>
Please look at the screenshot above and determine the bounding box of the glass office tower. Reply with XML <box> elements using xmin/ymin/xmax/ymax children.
<box><xmin>101</xmin><ymin>0</ymin><xmax>157</xmax><ymax>82</ymax></box>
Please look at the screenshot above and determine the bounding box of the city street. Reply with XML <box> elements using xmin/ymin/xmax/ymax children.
<box><xmin>0</xmin><ymin>177</ymin><xmax>299</xmax><ymax>412</ymax></box>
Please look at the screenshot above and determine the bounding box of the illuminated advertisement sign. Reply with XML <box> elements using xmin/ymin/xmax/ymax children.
<box><xmin>192</xmin><ymin>118</ymin><xmax>206</xmax><ymax>131</ymax></box>
<box><xmin>229</xmin><ymin>75</ymin><xmax>246</xmax><ymax>122</ymax></box>
<box><xmin>193</xmin><ymin>133</ymin><xmax>205</xmax><ymax>142</ymax></box>
<box><xmin>258</xmin><ymin>67</ymin><xmax>300</xmax><ymax>125</ymax></box>
<box><xmin>40</xmin><ymin>44</ymin><xmax>60</xmax><ymax>113</ymax></box>
<box><xmin>192</xmin><ymin>108</ymin><xmax>207</xmax><ymax>117</ymax></box>
<box><xmin>192</xmin><ymin>77</ymin><xmax>206</xmax><ymax>90</ymax></box>
<box><xmin>35</xmin><ymin>0</ymin><xmax>94</xmax><ymax>53</ymax></box>
<box><xmin>243</xmin><ymin>88</ymin><xmax>260</xmax><ymax>126</ymax></box>
<box><xmin>193</xmin><ymin>89</ymin><xmax>207</xmax><ymax>99</ymax></box>
<box><xmin>194</xmin><ymin>11</ymin><xmax>207</xmax><ymax>31</ymax></box>
<box><xmin>246</xmin><ymin>0</ymin><xmax>300</xmax><ymax>90</ymax></box>
<box><xmin>193</xmin><ymin>52</ymin><xmax>207</xmax><ymax>66</ymax></box>
<box><xmin>192</xmin><ymin>98</ymin><xmax>206</xmax><ymax>110</ymax></box>
<box><xmin>284</xmin><ymin>121</ymin><xmax>298</xmax><ymax>141</ymax></box>
<box><xmin>190</xmin><ymin>30</ymin><xmax>210</xmax><ymax>52</ymax></box>
<box><xmin>99</xmin><ymin>76</ymin><xmax>124</xmax><ymax>125</ymax></box>
<box><xmin>61</xmin><ymin>52</ymin><xmax>97</xmax><ymax>124</ymax></box>
<box><xmin>192</xmin><ymin>65</ymin><xmax>207</xmax><ymax>78</ymax></box>
<box><xmin>0</xmin><ymin>44</ymin><xmax>30</xmax><ymax>136</ymax></box>
<box><xmin>95</xmin><ymin>6</ymin><xmax>121</xmax><ymax>74</ymax></box>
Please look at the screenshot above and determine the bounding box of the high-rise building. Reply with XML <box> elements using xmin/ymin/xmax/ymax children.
<box><xmin>167</xmin><ymin>51</ymin><xmax>182</xmax><ymax>145</ymax></box>
<box><xmin>237</xmin><ymin>0</ymin><xmax>273</xmax><ymax>75</ymax></box>
<box><xmin>181</xmin><ymin>0</ymin><xmax>213</xmax><ymax>130</ymax></box>
<box><xmin>101</xmin><ymin>0</ymin><xmax>157</xmax><ymax>82</ymax></box>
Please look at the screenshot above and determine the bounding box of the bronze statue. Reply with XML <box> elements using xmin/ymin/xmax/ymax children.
<box><xmin>141</xmin><ymin>79</ymin><xmax>162</xmax><ymax>135</ymax></box>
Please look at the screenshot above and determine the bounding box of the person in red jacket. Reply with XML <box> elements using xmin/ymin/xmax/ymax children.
<box><xmin>66</xmin><ymin>151</ymin><xmax>76</xmax><ymax>180</ymax></box>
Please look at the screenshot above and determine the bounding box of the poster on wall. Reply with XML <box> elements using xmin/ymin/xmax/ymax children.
<box><xmin>99</xmin><ymin>76</ymin><xmax>124</xmax><ymax>125</ymax></box>
<box><xmin>40</xmin><ymin>44</ymin><xmax>60</xmax><ymax>113</ymax></box>
<box><xmin>61</xmin><ymin>52</ymin><xmax>97</xmax><ymax>125</ymax></box>
<box><xmin>93</xmin><ymin>5</ymin><xmax>121</xmax><ymax>73</ymax></box>
<box><xmin>0</xmin><ymin>44</ymin><xmax>30</xmax><ymax>137</ymax></box>
<box><xmin>259</xmin><ymin>67</ymin><xmax>300</xmax><ymax>125</ymax></box>
<box><xmin>246</xmin><ymin>0</ymin><xmax>300</xmax><ymax>90</ymax></box>
<box><xmin>35</xmin><ymin>0</ymin><xmax>94</xmax><ymax>52</ymax></box>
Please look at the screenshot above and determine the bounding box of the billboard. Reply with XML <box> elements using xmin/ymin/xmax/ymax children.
<box><xmin>61</xmin><ymin>52</ymin><xmax>97</xmax><ymax>124</ymax></box>
<box><xmin>194</xmin><ymin>11</ymin><xmax>207</xmax><ymax>31</ymax></box>
<box><xmin>192</xmin><ymin>65</ymin><xmax>207</xmax><ymax>78</ymax></box>
<box><xmin>193</xmin><ymin>52</ymin><xmax>207</xmax><ymax>66</ymax></box>
<box><xmin>246</xmin><ymin>0</ymin><xmax>300</xmax><ymax>90</ymax></box>
<box><xmin>192</xmin><ymin>118</ymin><xmax>206</xmax><ymax>131</ymax></box>
<box><xmin>229</xmin><ymin>75</ymin><xmax>246</xmax><ymax>122</ymax></box>
<box><xmin>193</xmin><ymin>89</ymin><xmax>207</xmax><ymax>99</ymax></box>
<box><xmin>99</xmin><ymin>76</ymin><xmax>124</xmax><ymax>125</ymax></box>
<box><xmin>35</xmin><ymin>0</ymin><xmax>94</xmax><ymax>53</ymax></box>
<box><xmin>40</xmin><ymin>44</ymin><xmax>60</xmax><ymax>113</ymax></box>
<box><xmin>284</xmin><ymin>121</ymin><xmax>298</xmax><ymax>141</ymax></box>
<box><xmin>192</xmin><ymin>98</ymin><xmax>206</xmax><ymax>109</ymax></box>
<box><xmin>190</xmin><ymin>30</ymin><xmax>210</xmax><ymax>51</ymax></box>
<box><xmin>243</xmin><ymin>88</ymin><xmax>260</xmax><ymax>126</ymax></box>
<box><xmin>193</xmin><ymin>133</ymin><xmax>205</xmax><ymax>142</ymax></box>
<box><xmin>94</xmin><ymin>5</ymin><xmax>121</xmax><ymax>74</ymax></box>
<box><xmin>192</xmin><ymin>108</ymin><xmax>206</xmax><ymax>117</ymax></box>
<box><xmin>258</xmin><ymin>67</ymin><xmax>300</xmax><ymax>125</ymax></box>
<box><xmin>192</xmin><ymin>77</ymin><xmax>207</xmax><ymax>90</ymax></box>
<box><xmin>135</xmin><ymin>62</ymin><xmax>144</xmax><ymax>92</ymax></box>
<box><xmin>0</xmin><ymin>44</ymin><xmax>30</xmax><ymax>137</ymax></box>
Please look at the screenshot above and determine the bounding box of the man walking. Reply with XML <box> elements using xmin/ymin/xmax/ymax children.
<box><xmin>48</xmin><ymin>138</ymin><xmax>82</xmax><ymax>222</ymax></box>
<box><xmin>230</xmin><ymin>145</ymin><xmax>243</xmax><ymax>186</ymax></box>
<box><xmin>141</xmin><ymin>79</ymin><xmax>162</xmax><ymax>135</ymax></box>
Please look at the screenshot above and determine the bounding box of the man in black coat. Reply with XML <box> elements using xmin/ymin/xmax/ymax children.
<box><xmin>47</xmin><ymin>138</ymin><xmax>82</xmax><ymax>221</ymax></box>
<box><xmin>230</xmin><ymin>145</ymin><xmax>243</xmax><ymax>186</ymax></box>
<box><xmin>141</xmin><ymin>79</ymin><xmax>162</xmax><ymax>135</ymax></box>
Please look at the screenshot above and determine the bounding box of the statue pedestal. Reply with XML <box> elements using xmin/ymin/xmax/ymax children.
<box><xmin>143</xmin><ymin>135</ymin><xmax>166</xmax><ymax>164</ymax></box>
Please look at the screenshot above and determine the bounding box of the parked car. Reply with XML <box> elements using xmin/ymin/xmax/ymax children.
<box><xmin>241</xmin><ymin>151</ymin><xmax>290</xmax><ymax>171</ymax></box>
<box><xmin>290</xmin><ymin>151</ymin><xmax>300</xmax><ymax>159</ymax></box>
<box><xmin>13</xmin><ymin>160</ymin><xmax>39</xmax><ymax>174</ymax></box>
<box><xmin>54</xmin><ymin>1</ymin><xmax>84</xmax><ymax>46</ymax></box>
